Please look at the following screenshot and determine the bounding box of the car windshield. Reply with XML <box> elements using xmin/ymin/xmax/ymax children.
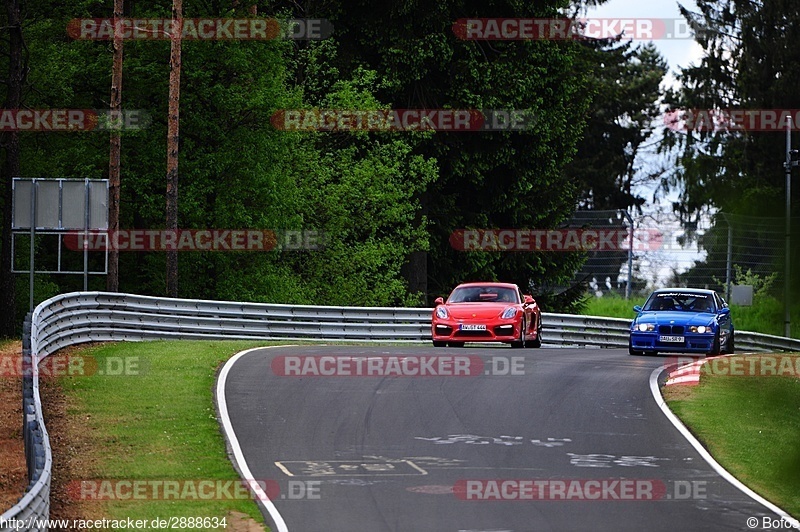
<box><xmin>643</xmin><ymin>292</ymin><xmax>716</xmax><ymax>312</ymax></box>
<box><xmin>448</xmin><ymin>286</ymin><xmax>519</xmax><ymax>303</ymax></box>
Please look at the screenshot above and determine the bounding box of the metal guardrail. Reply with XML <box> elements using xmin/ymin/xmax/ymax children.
<box><xmin>4</xmin><ymin>291</ymin><xmax>800</xmax><ymax>529</ymax></box>
<box><xmin>1</xmin><ymin>315</ymin><xmax>52</xmax><ymax>532</ymax></box>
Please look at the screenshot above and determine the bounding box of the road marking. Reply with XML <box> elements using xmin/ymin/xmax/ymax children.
<box><xmin>566</xmin><ymin>453</ymin><xmax>667</xmax><ymax>468</ymax></box>
<box><xmin>530</xmin><ymin>438</ymin><xmax>571</xmax><ymax>447</ymax></box>
<box><xmin>415</xmin><ymin>434</ymin><xmax>572</xmax><ymax>447</ymax></box>
<box><xmin>275</xmin><ymin>462</ymin><xmax>294</xmax><ymax>477</ymax></box>
<box><xmin>275</xmin><ymin>459</ymin><xmax>428</xmax><ymax>477</ymax></box>
<box><xmin>217</xmin><ymin>346</ymin><xmax>292</xmax><ymax>532</ymax></box>
<box><xmin>415</xmin><ymin>434</ymin><xmax>524</xmax><ymax>445</ymax></box>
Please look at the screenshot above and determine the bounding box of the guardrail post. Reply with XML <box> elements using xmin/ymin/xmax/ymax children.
<box><xmin>21</xmin><ymin>313</ymin><xmax>34</xmax><ymax>482</ymax></box>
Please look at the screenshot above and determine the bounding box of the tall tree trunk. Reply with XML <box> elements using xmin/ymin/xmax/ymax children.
<box><xmin>107</xmin><ymin>0</ymin><xmax>124</xmax><ymax>292</ymax></box>
<box><xmin>165</xmin><ymin>0</ymin><xmax>182</xmax><ymax>298</ymax></box>
<box><xmin>0</xmin><ymin>0</ymin><xmax>24</xmax><ymax>337</ymax></box>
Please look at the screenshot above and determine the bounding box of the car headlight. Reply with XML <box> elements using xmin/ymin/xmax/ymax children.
<box><xmin>501</xmin><ymin>307</ymin><xmax>517</xmax><ymax>319</ymax></box>
<box><xmin>689</xmin><ymin>325</ymin><xmax>710</xmax><ymax>333</ymax></box>
<box><xmin>436</xmin><ymin>307</ymin><xmax>448</xmax><ymax>319</ymax></box>
<box><xmin>637</xmin><ymin>323</ymin><xmax>655</xmax><ymax>332</ymax></box>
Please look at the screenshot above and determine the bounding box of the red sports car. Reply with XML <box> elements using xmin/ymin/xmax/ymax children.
<box><xmin>431</xmin><ymin>282</ymin><xmax>542</xmax><ymax>348</ymax></box>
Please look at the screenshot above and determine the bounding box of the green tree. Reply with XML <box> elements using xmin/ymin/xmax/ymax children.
<box><xmin>8</xmin><ymin>0</ymin><xmax>305</xmax><ymax>305</ymax></box>
<box><xmin>3</xmin><ymin>0</ymin><xmax>441</xmax><ymax>314</ymax></box>
<box><xmin>267</xmin><ymin>0</ymin><xmax>599</xmax><ymax>309</ymax></box>
<box><xmin>565</xmin><ymin>39</ymin><xmax>666</xmax><ymax>299</ymax></box>
<box><xmin>569</xmin><ymin>41</ymin><xmax>666</xmax><ymax>211</ymax></box>
<box><xmin>661</xmin><ymin>0</ymin><xmax>800</xmax><ymax>296</ymax></box>
<box><xmin>0</xmin><ymin>0</ymin><xmax>25</xmax><ymax>337</ymax></box>
<box><xmin>278</xmin><ymin>41</ymin><xmax>438</xmax><ymax>305</ymax></box>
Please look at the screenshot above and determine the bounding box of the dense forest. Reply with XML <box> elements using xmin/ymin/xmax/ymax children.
<box><xmin>3</xmin><ymin>0</ymin><xmax>794</xmax><ymax>337</ymax></box>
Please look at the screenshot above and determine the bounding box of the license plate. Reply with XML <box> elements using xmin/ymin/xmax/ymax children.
<box><xmin>659</xmin><ymin>335</ymin><xmax>684</xmax><ymax>343</ymax></box>
<box><xmin>460</xmin><ymin>324</ymin><xmax>487</xmax><ymax>331</ymax></box>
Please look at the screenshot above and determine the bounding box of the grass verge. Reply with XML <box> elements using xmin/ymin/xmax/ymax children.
<box><xmin>49</xmin><ymin>340</ymin><xmax>277</xmax><ymax>530</ymax></box>
<box><xmin>663</xmin><ymin>355</ymin><xmax>800</xmax><ymax>519</ymax></box>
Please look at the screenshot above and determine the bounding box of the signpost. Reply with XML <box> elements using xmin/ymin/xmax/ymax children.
<box><xmin>11</xmin><ymin>178</ymin><xmax>109</xmax><ymax>310</ymax></box>
<box><xmin>785</xmin><ymin>119</ymin><xmax>799</xmax><ymax>337</ymax></box>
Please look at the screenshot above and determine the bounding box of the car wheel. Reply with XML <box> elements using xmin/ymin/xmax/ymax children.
<box><xmin>526</xmin><ymin>317</ymin><xmax>542</xmax><ymax>348</ymax></box>
<box><xmin>432</xmin><ymin>340</ymin><xmax>447</xmax><ymax>347</ymax></box>
<box><xmin>708</xmin><ymin>332</ymin><xmax>721</xmax><ymax>356</ymax></box>
<box><xmin>725</xmin><ymin>331</ymin><xmax>735</xmax><ymax>354</ymax></box>
<box><xmin>447</xmin><ymin>341</ymin><xmax>465</xmax><ymax>348</ymax></box>
<box><xmin>511</xmin><ymin>320</ymin><xmax>525</xmax><ymax>348</ymax></box>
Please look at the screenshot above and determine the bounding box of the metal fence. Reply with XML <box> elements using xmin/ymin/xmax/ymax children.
<box><xmin>4</xmin><ymin>291</ymin><xmax>800</xmax><ymax>529</ymax></box>
<box><xmin>576</xmin><ymin>209</ymin><xmax>793</xmax><ymax>300</ymax></box>
<box><xmin>565</xmin><ymin>210</ymin><xmax>633</xmax><ymax>297</ymax></box>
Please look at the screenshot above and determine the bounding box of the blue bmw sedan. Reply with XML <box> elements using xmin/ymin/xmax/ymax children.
<box><xmin>629</xmin><ymin>288</ymin><xmax>734</xmax><ymax>356</ymax></box>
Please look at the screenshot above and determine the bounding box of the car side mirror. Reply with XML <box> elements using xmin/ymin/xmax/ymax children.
<box><xmin>523</xmin><ymin>295</ymin><xmax>534</xmax><ymax>305</ymax></box>
<box><xmin>718</xmin><ymin>307</ymin><xmax>730</xmax><ymax>316</ymax></box>
<box><xmin>633</xmin><ymin>305</ymin><xmax>642</xmax><ymax>313</ymax></box>
<box><xmin>434</xmin><ymin>297</ymin><xmax>444</xmax><ymax>305</ymax></box>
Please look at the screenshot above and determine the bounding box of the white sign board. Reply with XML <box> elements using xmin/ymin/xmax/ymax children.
<box><xmin>12</xmin><ymin>178</ymin><xmax>108</xmax><ymax>230</ymax></box>
<box><xmin>730</xmin><ymin>284</ymin><xmax>754</xmax><ymax>306</ymax></box>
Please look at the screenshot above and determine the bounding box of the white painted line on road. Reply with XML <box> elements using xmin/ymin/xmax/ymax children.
<box><xmin>274</xmin><ymin>459</ymin><xmax>428</xmax><ymax>477</ymax></box>
<box><xmin>649</xmin><ymin>365</ymin><xmax>800</xmax><ymax>529</ymax></box>
<box><xmin>275</xmin><ymin>462</ymin><xmax>295</xmax><ymax>477</ymax></box>
<box><xmin>217</xmin><ymin>346</ymin><xmax>290</xmax><ymax>532</ymax></box>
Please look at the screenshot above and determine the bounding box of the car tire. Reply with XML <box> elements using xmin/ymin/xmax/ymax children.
<box><xmin>511</xmin><ymin>320</ymin><xmax>525</xmax><ymax>348</ymax></box>
<box><xmin>526</xmin><ymin>317</ymin><xmax>542</xmax><ymax>348</ymax></box>
<box><xmin>447</xmin><ymin>341</ymin><xmax>465</xmax><ymax>348</ymax></box>
<box><xmin>725</xmin><ymin>331</ymin><xmax>735</xmax><ymax>354</ymax></box>
<box><xmin>432</xmin><ymin>340</ymin><xmax>447</xmax><ymax>347</ymax></box>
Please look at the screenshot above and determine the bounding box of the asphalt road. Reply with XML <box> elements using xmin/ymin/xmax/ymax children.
<box><xmin>221</xmin><ymin>345</ymin><xmax>789</xmax><ymax>532</ymax></box>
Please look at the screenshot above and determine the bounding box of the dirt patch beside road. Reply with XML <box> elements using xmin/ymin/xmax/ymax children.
<box><xmin>0</xmin><ymin>340</ymin><xmax>27</xmax><ymax>511</ymax></box>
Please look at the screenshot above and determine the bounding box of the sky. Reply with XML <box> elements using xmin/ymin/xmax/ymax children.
<box><xmin>586</xmin><ymin>0</ymin><xmax>704</xmax><ymax>83</ymax></box>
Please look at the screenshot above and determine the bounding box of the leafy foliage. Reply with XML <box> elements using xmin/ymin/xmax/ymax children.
<box><xmin>660</xmin><ymin>0</ymin><xmax>800</xmax><ymax>296</ymax></box>
<box><xmin>1</xmin><ymin>0</ymin><xmax>671</xmax><ymax>324</ymax></box>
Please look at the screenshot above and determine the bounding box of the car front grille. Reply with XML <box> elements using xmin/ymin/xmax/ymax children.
<box><xmin>658</xmin><ymin>325</ymin><xmax>685</xmax><ymax>335</ymax></box>
<box><xmin>455</xmin><ymin>330</ymin><xmax>492</xmax><ymax>337</ymax></box>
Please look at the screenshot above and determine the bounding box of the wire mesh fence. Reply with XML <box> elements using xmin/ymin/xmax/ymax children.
<box><xmin>568</xmin><ymin>209</ymin><xmax>790</xmax><ymax>302</ymax></box>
